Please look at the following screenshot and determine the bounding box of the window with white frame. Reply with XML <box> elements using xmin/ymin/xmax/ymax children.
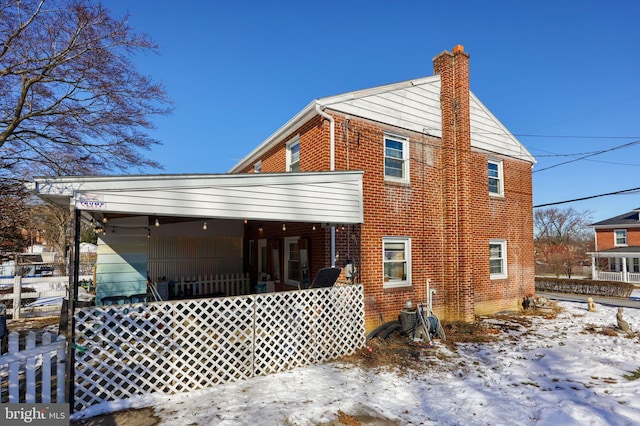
<box><xmin>284</xmin><ymin>236</ymin><xmax>300</xmax><ymax>285</ymax></box>
<box><xmin>254</xmin><ymin>160</ymin><xmax>262</xmax><ymax>173</ymax></box>
<box><xmin>490</xmin><ymin>239</ymin><xmax>508</xmax><ymax>279</ymax></box>
<box><xmin>383</xmin><ymin>237</ymin><xmax>411</xmax><ymax>288</ymax></box>
<box><xmin>614</xmin><ymin>229</ymin><xmax>627</xmax><ymax>246</ymax></box>
<box><xmin>488</xmin><ymin>159</ymin><xmax>504</xmax><ymax>196</ymax></box>
<box><xmin>286</xmin><ymin>137</ymin><xmax>300</xmax><ymax>172</ymax></box>
<box><xmin>384</xmin><ymin>133</ymin><xmax>409</xmax><ymax>182</ymax></box>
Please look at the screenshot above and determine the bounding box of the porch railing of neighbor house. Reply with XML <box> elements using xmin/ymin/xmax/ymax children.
<box><xmin>0</xmin><ymin>331</ymin><xmax>66</xmax><ymax>403</ymax></box>
<box><xmin>71</xmin><ymin>284</ymin><xmax>365</xmax><ymax>412</ymax></box>
<box><xmin>593</xmin><ymin>271</ymin><xmax>640</xmax><ymax>284</ymax></box>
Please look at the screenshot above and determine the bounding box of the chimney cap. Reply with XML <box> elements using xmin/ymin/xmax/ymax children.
<box><xmin>453</xmin><ymin>44</ymin><xmax>465</xmax><ymax>54</ymax></box>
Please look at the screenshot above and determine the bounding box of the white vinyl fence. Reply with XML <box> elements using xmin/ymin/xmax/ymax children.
<box><xmin>72</xmin><ymin>284</ymin><xmax>365</xmax><ymax>412</ymax></box>
<box><xmin>0</xmin><ymin>275</ymin><xmax>92</xmax><ymax>319</ymax></box>
<box><xmin>156</xmin><ymin>273</ymin><xmax>250</xmax><ymax>300</ymax></box>
<box><xmin>0</xmin><ymin>331</ymin><xmax>66</xmax><ymax>403</ymax></box>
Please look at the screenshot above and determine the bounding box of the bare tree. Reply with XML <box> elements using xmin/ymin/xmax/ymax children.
<box><xmin>27</xmin><ymin>202</ymin><xmax>70</xmax><ymax>274</ymax></box>
<box><xmin>0</xmin><ymin>0</ymin><xmax>172</xmax><ymax>263</ymax></box>
<box><xmin>0</xmin><ymin>0</ymin><xmax>172</xmax><ymax>178</ymax></box>
<box><xmin>0</xmin><ymin>177</ymin><xmax>29</xmax><ymax>252</ymax></box>
<box><xmin>534</xmin><ymin>207</ymin><xmax>594</xmax><ymax>278</ymax></box>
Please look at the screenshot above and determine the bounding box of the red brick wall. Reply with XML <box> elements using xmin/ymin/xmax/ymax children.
<box><xmin>471</xmin><ymin>153</ymin><xmax>535</xmax><ymax>315</ymax></box>
<box><xmin>235</xmin><ymin>47</ymin><xmax>534</xmax><ymax>328</ymax></box>
<box><xmin>595</xmin><ymin>227</ymin><xmax>640</xmax><ymax>250</ymax></box>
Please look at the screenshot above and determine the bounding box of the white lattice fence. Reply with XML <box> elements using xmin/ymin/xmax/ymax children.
<box><xmin>72</xmin><ymin>284</ymin><xmax>365</xmax><ymax>412</ymax></box>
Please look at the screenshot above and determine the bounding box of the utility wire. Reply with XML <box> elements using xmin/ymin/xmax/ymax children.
<box><xmin>532</xmin><ymin>139</ymin><xmax>640</xmax><ymax>173</ymax></box>
<box><xmin>534</xmin><ymin>187</ymin><xmax>640</xmax><ymax>208</ymax></box>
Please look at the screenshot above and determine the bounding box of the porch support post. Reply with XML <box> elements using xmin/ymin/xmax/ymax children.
<box><xmin>66</xmin><ymin>207</ymin><xmax>81</xmax><ymax>412</ymax></box>
<box><xmin>330</xmin><ymin>226</ymin><xmax>336</xmax><ymax>267</ymax></box>
<box><xmin>591</xmin><ymin>255</ymin><xmax>597</xmax><ymax>280</ymax></box>
<box><xmin>622</xmin><ymin>256</ymin><xmax>628</xmax><ymax>282</ymax></box>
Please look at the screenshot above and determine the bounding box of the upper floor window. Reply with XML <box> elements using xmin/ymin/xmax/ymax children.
<box><xmin>490</xmin><ymin>239</ymin><xmax>508</xmax><ymax>279</ymax></box>
<box><xmin>614</xmin><ymin>229</ymin><xmax>627</xmax><ymax>246</ymax></box>
<box><xmin>286</xmin><ymin>137</ymin><xmax>300</xmax><ymax>172</ymax></box>
<box><xmin>488</xmin><ymin>159</ymin><xmax>504</xmax><ymax>196</ymax></box>
<box><xmin>383</xmin><ymin>237</ymin><xmax>411</xmax><ymax>288</ymax></box>
<box><xmin>254</xmin><ymin>160</ymin><xmax>262</xmax><ymax>173</ymax></box>
<box><xmin>384</xmin><ymin>133</ymin><xmax>409</xmax><ymax>183</ymax></box>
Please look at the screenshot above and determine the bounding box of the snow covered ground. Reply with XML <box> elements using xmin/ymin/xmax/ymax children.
<box><xmin>71</xmin><ymin>301</ymin><xmax>640</xmax><ymax>425</ymax></box>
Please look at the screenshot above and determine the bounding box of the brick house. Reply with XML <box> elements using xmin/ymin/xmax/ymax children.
<box><xmin>589</xmin><ymin>208</ymin><xmax>640</xmax><ymax>283</ymax></box>
<box><xmin>231</xmin><ymin>45</ymin><xmax>536</xmax><ymax>324</ymax></box>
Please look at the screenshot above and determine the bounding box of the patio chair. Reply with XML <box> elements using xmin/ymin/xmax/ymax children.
<box><xmin>127</xmin><ymin>293</ymin><xmax>148</xmax><ymax>304</ymax></box>
<box><xmin>310</xmin><ymin>267</ymin><xmax>341</xmax><ymax>288</ymax></box>
<box><xmin>101</xmin><ymin>295</ymin><xmax>128</xmax><ymax>306</ymax></box>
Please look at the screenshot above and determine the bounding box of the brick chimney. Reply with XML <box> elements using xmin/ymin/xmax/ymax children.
<box><xmin>433</xmin><ymin>45</ymin><xmax>474</xmax><ymax>322</ymax></box>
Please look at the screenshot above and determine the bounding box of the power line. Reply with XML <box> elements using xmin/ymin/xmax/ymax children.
<box><xmin>514</xmin><ymin>134</ymin><xmax>640</xmax><ymax>139</ymax></box>
<box><xmin>532</xmin><ymin>139</ymin><xmax>640</xmax><ymax>173</ymax></box>
<box><xmin>534</xmin><ymin>187</ymin><xmax>640</xmax><ymax>208</ymax></box>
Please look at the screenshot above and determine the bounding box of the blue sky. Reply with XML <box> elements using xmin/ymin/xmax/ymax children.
<box><xmin>107</xmin><ymin>0</ymin><xmax>640</xmax><ymax>222</ymax></box>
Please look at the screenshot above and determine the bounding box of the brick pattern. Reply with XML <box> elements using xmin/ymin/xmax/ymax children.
<box><xmin>236</xmin><ymin>46</ymin><xmax>535</xmax><ymax>327</ymax></box>
<box><xmin>595</xmin><ymin>227</ymin><xmax>640</xmax><ymax>251</ymax></box>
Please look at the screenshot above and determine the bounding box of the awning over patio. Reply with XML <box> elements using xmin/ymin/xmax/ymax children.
<box><xmin>29</xmin><ymin>170</ymin><xmax>364</xmax><ymax>225</ymax></box>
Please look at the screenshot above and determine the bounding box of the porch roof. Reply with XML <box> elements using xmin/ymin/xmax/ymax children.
<box><xmin>29</xmin><ymin>170</ymin><xmax>364</xmax><ymax>224</ymax></box>
<box><xmin>588</xmin><ymin>247</ymin><xmax>640</xmax><ymax>257</ymax></box>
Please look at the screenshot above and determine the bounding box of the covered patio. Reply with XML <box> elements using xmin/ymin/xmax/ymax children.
<box><xmin>589</xmin><ymin>247</ymin><xmax>640</xmax><ymax>284</ymax></box>
<box><xmin>29</xmin><ymin>170</ymin><xmax>364</xmax><ymax>305</ymax></box>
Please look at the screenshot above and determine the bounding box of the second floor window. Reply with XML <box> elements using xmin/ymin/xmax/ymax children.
<box><xmin>488</xmin><ymin>159</ymin><xmax>504</xmax><ymax>196</ymax></box>
<box><xmin>384</xmin><ymin>134</ymin><xmax>409</xmax><ymax>182</ymax></box>
<box><xmin>614</xmin><ymin>229</ymin><xmax>627</xmax><ymax>246</ymax></box>
<box><xmin>286</xmin><ymin>137</ymin><xmax>300</xmax><ymax>172</ymax></box>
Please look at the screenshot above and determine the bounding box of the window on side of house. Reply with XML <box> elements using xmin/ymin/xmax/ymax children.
<box><xmin>490</xmin><ymin>239</ymin><xmax>508</xmax><ymax>279</ymax></box>
<box><xmin>488</xmin><ymin>159</ymin><xmax>504</xmax><ymax>196</ymax></box>
<box><xmin>286</xmin><ymin>137</ymin><xmax>300</xmax><ymax>172</ymax></box>
<box><xmin>384</xmin><ymin>133</ymin><xmax>409</xmax><ymax>183</ymax></box>
<box><xmin>254</xmin><ymin>160</ymin><xmax>262</xmax><ymax>173</ymax></box>
<box><xmin>383</xmin><ymin>237</ymin><xmax>411</xmax><ymax>288</ymax></box>
<box><xmin>614</xmin><ymin>229</ymin><xmax>627</xmax><ymax>246</ymax></box>
<box><xmin>284</xmin><ymin>236</ymin><xmax>300</xmax><ymax>286</ymax></box>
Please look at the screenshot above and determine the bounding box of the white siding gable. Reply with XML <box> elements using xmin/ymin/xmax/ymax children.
<box><xmin>320</xmin><ymin>76</ymin><xmax>443</xmax><ymax>138</ymax></box>
<box><xmin>318</xmin><ymin>75</ymin><xmax>534</xmax><ymax>163</ymax></box>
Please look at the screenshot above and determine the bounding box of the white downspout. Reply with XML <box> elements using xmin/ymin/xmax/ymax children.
<box><xmin>315</xmin><ymin>104</ymin><xmax>337</xmax><ymax>267</ymax></box>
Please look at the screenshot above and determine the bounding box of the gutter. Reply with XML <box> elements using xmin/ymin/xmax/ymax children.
<box><xmin>315</xmin><ymin>104</ymin><xmax>335</xmax><ymax>170</ymax></box>
<box><xmin>315</xmin><ymin>104</ymin><xmax>337</xmax><ymax>267</ymax></box>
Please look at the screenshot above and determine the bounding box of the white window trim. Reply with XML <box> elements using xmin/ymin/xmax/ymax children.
<box><xmin>286</xmin><ymin>136</ymin><xmax>300</xmax><ymax>172</ymax></box>
<box><xmin>284</xmin><ymin>236</ymin><xmax>300</xmax><ymax>286</ymax></box>
<box><xmin>614</xmin><ymin>229</ymin><xmax>628</xmax><ymax>246</ymax></box>
<box><xmin>254</xmin><ymin>160</ymin><xmax>262</xmax><ymax>173</ymax></box>
<box><xmin>384</xmin><ymin>133</ymin><xmax>410</xmax><ymax>183</ymax></box>
<box><xmin>490</xmin><ymin>239</ymin><xmax>508</xmax><ymax>279</ymax></box>
<box><xmin>382</xmin><ymin>237</ymin><xmax>411</xmax><ymax>289</ymax></box>
<box><xmin>488</xmin><ymin>159</ymin><xmax>504</xmax><ymax>197</ymax></box>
